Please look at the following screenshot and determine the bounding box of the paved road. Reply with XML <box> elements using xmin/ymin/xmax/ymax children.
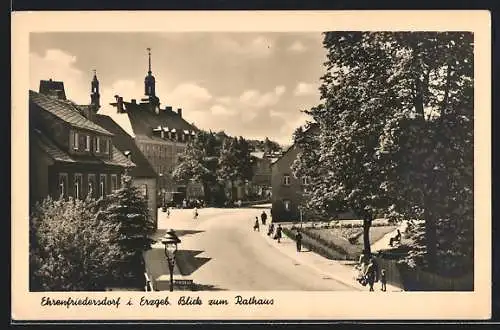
<box><xmin>144</xmin><ymin>206</ymin><xmax>352</xmax><ymax>291</ymax></box>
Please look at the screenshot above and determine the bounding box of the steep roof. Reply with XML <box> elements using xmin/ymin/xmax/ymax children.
<box><xmin>93</xmin><ymin>114</ymin><xmax>157</xmax><ymax>178</ymax></box>
<box><xmin>32</xmin><ymin>128</ymin><xmax>135</xmax><ymax>168</ymax></box>
<box><xmin>30</xmin><ymin>90</ymin><xmax>112</xmax><ymax>136</ymax></box>
<box><xmin>122</xmin><ymin>102</ymin><xmax>197</xmax><ymax>139</ymax></box>
<box><xmin>271</xmin><ymin>122</ymin><xmax>319</xmax><ymax>166</ymax></box>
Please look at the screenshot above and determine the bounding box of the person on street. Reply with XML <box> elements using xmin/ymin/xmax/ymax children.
<box><xmin>261</xmin><ymin>211</ymin><xmax>267</xmax><ymax>225</ymax></box>
<box><xmin>253</xmin><ymin>218</ymin><xmax>260</xmax><ymax>232</ymax></box>
<box><xmin>275</xmin><ymin>224</ymin><xmax>283</xmax><ymax>243</ymax></box>
<box><xmin>267</xmin><ymin>223</ymin><xmax>274</xmax><ymax>236</ymax></box>
<box><xmin>364</xmin><ymin>258</ymin><xmax>376</xmax><ymax>292</ymax></box>
<box><xmin>193</xmin><ymin>207</ymin><xmax>199</xmax><ymax>220</ymax></box>
<box><xmin>380</xmin><ymin>269</ymin><xmax>387</xmax><ymax>292</ymax></box>
<box><xmin>295</xmin><ymin>230</ymin><xmax>303</xmax><ymax>252</ymax></box>
<box><xmin>166</xmin><ymin>207</ymin><xmax>170</xmax><ymax>218</ymax></box>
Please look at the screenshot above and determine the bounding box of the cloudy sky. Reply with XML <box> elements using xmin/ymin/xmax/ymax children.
<box><xmin>30</xmin><ymin>33</ymin><xmax>326</xmax><ymax>145</ymax></box>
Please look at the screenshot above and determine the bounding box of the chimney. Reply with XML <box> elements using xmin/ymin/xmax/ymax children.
<box><xmin>114</xmin><ymin>95</ymin><xmax>125</xmax><ymax>113</ymax></box>
<box><xmin>177</xmin><ymin>108</ymin><xmax>183</xmax><ymax>118</ymax></box>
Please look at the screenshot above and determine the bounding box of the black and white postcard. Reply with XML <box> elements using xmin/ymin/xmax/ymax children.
<box><xmin>11</xmin><ymin>10</ymin><xmax>491</xmax><ymax>321</ymax></box>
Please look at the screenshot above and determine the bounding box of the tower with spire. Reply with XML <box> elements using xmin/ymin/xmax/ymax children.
<box><xmin>144</xmin><ymin>47</ymin><xmax>156</xmax><ymax>97</ymax></box>
<box><xmin>90</xmin><ymin>69</ymin><xmax>100</xmax><ymax>110</ymax></box>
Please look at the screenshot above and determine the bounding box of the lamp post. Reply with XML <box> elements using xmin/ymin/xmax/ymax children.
<box><xmin>299</xmin><ymin>206</ymin><xmax>303</xmax><ymax>228</ymax></box>
<box><xmin>161</xmin><ymin>229</ymin><xmax>181</xmax><ymax>292</ymax></box>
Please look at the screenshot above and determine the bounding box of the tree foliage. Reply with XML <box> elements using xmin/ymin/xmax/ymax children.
<box><xmin>29</xmin><ymin>196</ymin><xmax>123</xmax><ymax>291</ymax></box>
<box><xmin>294</xmin><ymin>32</ymin><xmax>473</xmax><ymax>274</ymax></box>
<box><xmin>100</xmin><ymin>175</ymin><xmax>155</xmax><ymax>280</ymax></box>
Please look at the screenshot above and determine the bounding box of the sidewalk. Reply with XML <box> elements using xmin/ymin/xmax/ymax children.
<box><xmin>258</xmin><ymin>223</ymin><xmax>405</xmax><ymax>292</ymax></box>
<box><xmin>371</xmin><ymin>221</ymin><xmax>409</xmax><ymax>253</ymax></box>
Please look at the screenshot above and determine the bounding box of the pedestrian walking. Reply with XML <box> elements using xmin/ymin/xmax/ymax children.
<box><xmin>275</xmin><ymin>224</ymin><xmax>283</xmax><ymax>243</ymax></box>
<box><xmin>166</xmin><ymin>207</ymin><xmax>170</xmax><ymax>218</ymax></box>
<box><xmin>261</xmin><ymin>211</ymin><xmax>267</xmax><ymax>225</ymax></box>
<box><xmin>295</xmin><ymin>230</ymin><xmax>302</xmax><ymax>252</ymax></box>
<box><xmin>253</xmin><ymin>217</ymin><xmax>260</xmax><ymax>232</ymax></box>
<box><xmin>364</xmin><ymin>258</ymin><xmax>376</xmax><ymax>292</ymax></box>
<box><xmin>267</xmin><ymin>223</ymin><xmax>275</xmax><ymax>236</ymax></box>
<box><xmin>193</xmin><ymin>207</ymin><xmax>199</xmax><ymax>220</ymax></box>
<box><xmin>380</xmin><ymin>269</ymin><xmax>387</xmax><ymax>292</ymax></box>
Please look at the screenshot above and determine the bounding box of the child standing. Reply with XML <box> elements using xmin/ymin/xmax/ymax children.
<box><xmin>380</xmin><ymin>269</ymin><xmax>387</xmax><ymax>292</ymax></box>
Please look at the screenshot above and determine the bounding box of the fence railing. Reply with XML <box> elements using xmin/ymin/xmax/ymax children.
<box><xmin>399</xmin><ymin>266</ymin><xmax>473</xmax><ymax>291</ymax></box>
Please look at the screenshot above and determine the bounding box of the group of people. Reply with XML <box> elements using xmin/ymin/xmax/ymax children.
<box><xmin>162</xmin><ymin>206</ymin><xmax>198</xmax><ymax>220</ymax></box>
<box><xmin>252</xmin><ymin>210</ymin><xmax>285</xmax><ymax>243</ymax></box>
<box><xmin>354</xmin><ymin>253</ymin><xmax>387</xmax><ymax>292</ymax></box>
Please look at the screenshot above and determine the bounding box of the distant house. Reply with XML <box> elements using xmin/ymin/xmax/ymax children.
<box><xmin>250</xmin><ymin>151</ymin><xmax>273</xmax><ymax>199</ymax></box>
<box><xmin>29</xmin><ymin>81</ymin><xmax>134</xmax><ymax>208</ymax></box>
<box><xmin>271</xmin><ymin>123</ymin><xmax>357</xmax><ymax>222</ymax></box>
<box><xmin>92</xmin><ymin>114</ymin><xmax>159</xmax><ymax>228</ymax></box>
<box><xmin>270</xmin><ymin>145</ymin><xmax>308</xmax><ymax>222</ymax></box>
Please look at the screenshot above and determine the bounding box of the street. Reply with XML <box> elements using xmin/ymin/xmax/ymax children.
<box><xmin>144</xmin><ymin>205</ymin><xmax>353</xmax><ymax>291</ymax></box>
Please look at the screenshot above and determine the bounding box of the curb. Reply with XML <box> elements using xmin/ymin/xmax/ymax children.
<box><xmin>256</xmin><ymin>225</ymin><xmax>362</xmax><ymax>291</ymax></box>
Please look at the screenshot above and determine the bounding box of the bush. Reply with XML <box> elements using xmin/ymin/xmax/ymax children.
<box><xmin>29</xmin><ymin>176</ymin><xmax>155</xmax><ymax>291</ymax></box>
<box><xmin>30</xmin><ymin>196</ymin><xmax>124</xmax><ymax>291</ymax></box>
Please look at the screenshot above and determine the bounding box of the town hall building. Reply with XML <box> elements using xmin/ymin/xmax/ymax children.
<box><xmin>110</xmin><ymin>48</ymin><xmax>203</xmax><ymax>206</ymax></box>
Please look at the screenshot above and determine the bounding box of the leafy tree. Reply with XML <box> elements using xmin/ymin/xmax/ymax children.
<box><xmin>296</xmin><ymin>31</ymin><xmax>473</xmax><ymax>273</ymax></box>
<box><xmin>217</xmin><ymin>137</ymin><xmax>240</xmax><ymax>200</ymax></box>
<box><xmin>101</xmin><ymin>175</ymin><xmax>155</xmax><ymax>283</ymax></box>
<box><xmin>172</xmin><ymin>130</ymin><xmax>222</xmax><ymax>204</ymax></box>
<box><xmin>263</xmin><ymin>137</ymin><xmax>282</xmax><ymax>154</ymax></box>
<box><xmin>29</xmin><ymin>196</ymin><xmax>123</xmax><ymax>291</ymax></box>
<box><xmin>235</xmin><ymin>136</ymin><xmax>254</xmax><ymax>183</ymax></box>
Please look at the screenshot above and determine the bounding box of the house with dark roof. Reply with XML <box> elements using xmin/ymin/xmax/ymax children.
<box><xmin>93</xmin><ymin>113</ymin><xmax>159</xmax><ymax>227</ymax></box>
<box><xmin>109</xmin><ymin>48</ymin><xmax>202</xmax><ymax>204</ymax></box>
<box><xmin>29</xmin><ymin>79</ymin><xmax>135</xmax><ymax>208</ymax></box>
<box><xmin>270</xmin><ymin>124</ymin><xmax>319</xmax><ymax>222</ymax></box>
<box><xmin>270</xmin><ymin>123</ymin><xmax>357</xmax><ymax>222</ymax></box>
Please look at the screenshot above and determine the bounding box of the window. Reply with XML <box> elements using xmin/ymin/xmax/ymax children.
<box><xmin>140</xmin><ymin>184</ymin><xmax>148</xmax><ymax>198</ymax></box>
<box><xmin>302</xmin><ymin>176</ymin><xmax>310</xmax><ymax>185</ymax></box>
<box><xmin>103</xmin><ymin>139</ymin><xmax>109</xmax><ymax>154</ymax></box>
<box><xmin>73</xmin><ymin>132</ymin><xmax>79</xmax><ymax>150</ymax></box>
<box><xmin>88</xmin><ymin>174</ymin><xmax>96</xmax><ymax>197</ymax></box>
<box><xmin>74</xmin><ymin>173</ymin><xmax>83</xmax><ymax>199</ymax></box>
<box><xmin>58</xmin><ymin>173</ymin><xmax>68</xmax><ymax>198</ymax></box>
<box><xmin>284</xmin><ymin>200</ymin><xmax>291</xmax><ymax>211</ymax></box>
<box><xmin>85</xmin><ymin>135</ymin><xmax>90</xmax><ymax>151</ymax></box>
<box><xmin>99</xmin><ymin>174</ymin><xmax>107</xmax><ymax>198</ymax></box>
<box><xmin>111</xmin><ymin>174</ymin><xmax>118</xmax><ymax>192</ymax></box>
<box><xmin>283</xmin><ymin>174</ymin><xmax>291</xmax><ymax>186</ymax></box>
<box><xmin>95</xmin><ymin>136</ymin><xmax>101</xmax><ymax>152</ymax></box>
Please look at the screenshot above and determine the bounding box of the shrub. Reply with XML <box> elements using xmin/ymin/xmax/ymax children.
<box><xmin>29</xmin><ymin>196</ymin><xmax>124</xmax><ymax>291</ymax></box>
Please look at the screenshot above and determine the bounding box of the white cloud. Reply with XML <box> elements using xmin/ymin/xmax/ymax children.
<box><xmin>238</xmin><ymin>85</ymin><xmax>285</xmax><ymax>108</ymax></box>
<box><xmin>164</xmin><ymin>82</ymin><xmax>213</xmax><ymax>112</ymax></box>
<box><xmin>30</xmin><ymin>49</ymin><xmax>87</xmax><ymax>103</ymax></box>
<box><xmin>210</xmin><ymin>104</ymin><xmax>235</xmax><ymax>116</ymax></box>
<box><xmin>216</xmin><ymin>36</ymin><xmax>274</xmax><ymax>58</ymax></box>
<box><xmin>168</xmin><ymin>83</ymin><xmax>212</xmax><ymax>103</ymax></box>
<box><xmin>288</xmin><ymin>41</ymin><xmax>307</xmax><ymax>53</ymax></box>
<box><xmin>216</xmin><ymin>96</ymin><xmax>232</xmax><ymax>105</ymax></box>
<box><xmin>294</xmin><ymin>82</ymin><xmax>318</xmax><ymax>96</ymax></box>
<box><xmin>275</xmin><ymin>85</ymin><xmax>286</xmax><ymax>96</ymax></box>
